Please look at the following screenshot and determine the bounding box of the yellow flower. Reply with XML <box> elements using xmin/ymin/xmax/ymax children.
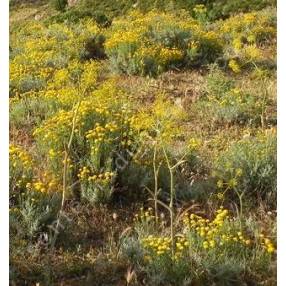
<box><xmin>228</xmin><ymin>59</ymin><xmax>241</xmax><ymax>73</ymax></box>
<box><xmin>233</xmin><ymin>38</ymin><xmax>242</xmax><ymax>50</ymax></box>
<box><xmin>235</xmin><ymin>168</ymin><xmax>243</xmax><ymax>177</ymax></box>
<box><xmin>193</xmin><ymin>4</ymin><xmax>207</xmax><ymax>14</ymax></box>
<box><xmin>217</xmin><ymin>180</ymin><xmax>224</xmax><ymax>189</ymax></box>
<box><xmin>267</xmin><ymin>246</ymin><xmax>275</xmax><ymax>254</ymax></box>
<box><xmin>228</xmin><ymin>178</ymin><xmax>238</xmax><ymax>188</ymax></box>
<box><xmin>209</xmin><ymin>240</ymin><xmax>216</xmax><ymax>248</ymax></box>
<box><xmin>203</xmin><ymin>241</ymin><xmax>209</xmax><ymax>249</ymax></box>
<box><xmin>188</xmin><ymin>138</ymin><xmax>201</xmax><ymax>150</ymax></box>
<box><xmin>244</xmin><ymin>240</ymin><xmax>251</xmax><ymax>245</ymax></box>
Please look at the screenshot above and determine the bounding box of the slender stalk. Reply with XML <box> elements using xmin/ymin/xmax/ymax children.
<box><xmin>169</xmin><ymin>168</ymin><xmax>175</xmax><ymax>256</ymax></box>
<box><xmin>260</xmin><ymin>79</ymin><xmax>268</xmax><ymax>129</ymax></box>
<box><xmin>162</xmin><ymin>145</ymin><xmax>175</xmax><ymax>256</ymax></box>
<box><xmin>153</xmin><ymin>143</ymin><xmax>161</xmax><ymax>226</ymax></box>
<box><xmin>251</xmin><ymin>62</ymin><xmax>268</xmax><ymax>129</ymax></box>
<box><xmin>54</xmin><ymin>101</ymin><xmax>81</xmax><ymax>235</ymax></box>
<box><xmin>233</xmin><ymin>188</ymin><xmax>245</xmax><ymax>229</ymax></box>
<box><xmin>52</xmin><ymin>82</ymin><xmax>86</xmax><ymax>245</ymax></box>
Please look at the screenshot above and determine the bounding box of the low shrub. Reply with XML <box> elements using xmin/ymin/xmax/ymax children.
<box><xmin>10</xmin><ymin>96</ymin><xmax>59</xmax><ymax>131</ymax></box>
<box><xmin>208</xmin><ymin>0</ymin><xmax>276</xmax><ymax>20</ymax></box>
<box><xmin>213</xmin><ymin>130</ymin><xmax>276</xmax><ymax>202</ymax></box>
<box><xmin>10</xmin><ymin>19</ymin><xmax>103</xmax><ymax>97</ymax></box>
<box><xmin>10</xmin><ymin>191</ymin><xmax>61</xmax><ymax>240</ymax></box>
<box><xmin>46</xmin><ymin>8</ymin><xmax>111</xmax><ymax>27</ymax></box>
<box><xmin>133</xmin><ymin>206</ymin><xmax>275</xmax><ymax>285</ymax></box>
<box><xmin>216</xmin><ymin>8</ymin><xmax>276</xmax><ymax>72</ymax></box>
<box><xmin>105</xmin><ymin>11</ymin><xmax>222</xmax><ymax>76</ymax></box>
<box><xmin>50</xmin><ymin>0</ymin><xmax>68</xmax><ymax>12</ymax></box>
<box><xmin>192</xmin><ymin>66</ymin><xmax>274</xmax><ymax>126</ymax></box>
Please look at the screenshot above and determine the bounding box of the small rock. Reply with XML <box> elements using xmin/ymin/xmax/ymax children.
<box><xmin>68</xmin><ymin>0</ymin><xmax>79</xmax><ymax>7</ymax></box>
<box><xmin>34</xmin><ymin>14</ymin><xmax>42</xmax><ymax>21</ymax></box>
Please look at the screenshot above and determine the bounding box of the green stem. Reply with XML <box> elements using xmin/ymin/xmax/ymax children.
<box><xmin>162</xmin><ymin>145</ymin><xmax>175</xmax><ymax>257</ymax></box>
<box><xmin>169</xmin><ymin>168</ymin><xmax>175</xmax><ymax>257</ymax></box>
<box><xmin>153</xmin><ymin>144</ymin><xmax>158</xmax><ymax>226</ymax></box>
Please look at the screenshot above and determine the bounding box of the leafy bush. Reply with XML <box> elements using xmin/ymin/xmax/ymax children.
<box><xmin>80</xmin><ymin>34</ymin><xmax>107</xmax><ymax>60</ymax></box>
<box><xmin>213</xmin><ymin>130</ymin><xmax>276</xmax><ymax>201</ymax></box>
<box><xmin>193</xmin><ymin>66</ymin><xmax>274</xmax><ymax>126</ymax></box>
<box><xmin>207</xmin><ymin>0</ymin><xmax>276</xmax><ymax>20</ymax></box>
<box><xmin>105</xmin><ymin>11</ymin><xmax>222</xmax><ymax>76</ymax></box>
<box><xmin>10</xmin><ymin>96</ymin><xmax>59</xmax><ymax>132</ymax></box>
<box><xmin>120</xmin><ymin>237</ymin><xmax>144</xmax><ymax>264</ymax></box>
<box><xmin>50</xmin><ymin>0</ymin><xmax>68</xmax><ymax>12</ymax></box>
<box><xmin>78</xmin><ymin>0</ymin><xmax>133</xmax><ymax>17</ymax></box>
<box><xmin>10</xmin><ymin>191</ymin><xmax>61</xmax><ymax>240</ymax></box>
<box><xmin>199</xmin><ymin>89</ymin><xmax>262</xmax><ymax>126</ymax></box>
<box><xmin>46</xmin><ymin>8</ymin><xmax>111</xmax><ymax>27</ymax></box>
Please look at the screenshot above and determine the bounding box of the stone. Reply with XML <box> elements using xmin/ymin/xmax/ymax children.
<box><xmin>68</xmin><ymin>0</ymin><xmax>79</xmax><ymax>7</ymax></box>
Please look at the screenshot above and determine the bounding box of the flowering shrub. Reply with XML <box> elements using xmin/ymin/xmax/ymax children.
<box><xmin>33</xmin><ymin>81</ymin><xmax>136</xmax><ymax>203</ymax></box>
<box><xmin>138</xmin><ymin>207</ymin><xmax>261</xmax><ymax>260</ymax></box>
<box><xmin>9</xmin><ymin>144</ymin><xmax>33</xmax><ymax>195</ymax></box>
<box><xmin>9</xmin><ymin>145</ymin><xmax>61</xmax><ymax>240</ymax></box>
<box><xmin>130</xmin><ymin>95</ymin><xmax>186</xmax><ymax>143</ymax></box>
<box><xmin>216</xmin><ymin>8</ymin><xmax>276</xmax><ymax>72</ymax></box>
<box><xmin>183</xmin><ymin>208</ymin><xmax>252</xmax><ymax>249</ymax></box>
<box><xmin>133</xmin><ymin>206</ymin><xmax>275</xmax><ymax>285</ymax></box>
<box><xmin>78</xmin><ymin>167</ymin><xmax>116</xmax><ymax>203</ymax></box>
<box><xmin>10</xmin><ymin>19</ymin><xmax>102</xmax><ymax>97</ymax></box>
<box><xmin>206</xmin><ymin>87</ymin><xmax>265</xmax><ymax>125</ymax></box>
<box><xmin>105</xmin><ymin>11</ymin><xmax>222</xmax><ymax>76</ymax></box>
<box><xmin>46</xmin><ymin>8</ymin><xmax>111</xmax><ymax>28</ymax></box>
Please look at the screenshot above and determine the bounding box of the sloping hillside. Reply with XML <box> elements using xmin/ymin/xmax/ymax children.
<box><xmin>10</xmin><ymin>1</ymin><xmax>277</xmax><ymax>285</ymax></box>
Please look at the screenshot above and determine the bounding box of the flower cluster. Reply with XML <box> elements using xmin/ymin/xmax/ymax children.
<box><xmin>193</xmin><ymin>4</ymin><xmax>207</xmax><ymax>14</ymax></box>
<box><xmin>9</xmin><ymin>144</ymin><xmax>33</xmax><ymax>169</ymax></box>
<box><xmin>78</xmin><ymin>166</ymin><xmax>115</xmax><ymax>182</ymax></box>
<box><xmin>86</xmin><ymin>122</ymin><xmax>119</xmax><ymax>142</ymax></box>
<box><xmin>134</xmin><ymin>207</ymin><xmax>156</xmax><ymax>223</ymax></box>
<box><xmin>25</xmin><ymin>171</ymin><xmax>59</xmax><ymax>193</ymax></box>
<box><xmin>259</xmin><ymin>234</ymin><xmax>275</xmax><ymax>254</ymax></box>
<box><xmin>142</xmin><ymin>235</ymin><xmax>189</xmax><ymax>261</ymax></box>
<box><xmin>188</xmin><ymin>138</ymin><xmax>202</xmax><ymax>151</ymax></box>
<box><xmin>228</xmin><ymin>59</ymin><xmax>241</xmax><ymax>73</ymax></box>
<box><xmin>79</xmin><ymin>168</ymin><xmax>115</xmax><ymax>204</ymax></box>
<box><xmin>10</xmin><ymin>144</ymin><xmax>34</xmax><ymax>192</ymax></box>
<box><xmin>183</xmin><ymin>207</ymin><xmax>252</xmax><ymax>249</ymax></box>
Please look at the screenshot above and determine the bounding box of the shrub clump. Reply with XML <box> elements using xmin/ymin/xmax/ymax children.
<box><xmin>213</xmin><ymin>129</ymin><xmax>276</xmax><ymax>201</ymax></box>
<box><xmin>50</xmin><ymin>0</ymin><xmax>68</xmax><ymax>12</ymax></box>
<box><xmin>104</xmin><ymin>11</ymin><xmax>223</xmax><ymax>76</ymax></box>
